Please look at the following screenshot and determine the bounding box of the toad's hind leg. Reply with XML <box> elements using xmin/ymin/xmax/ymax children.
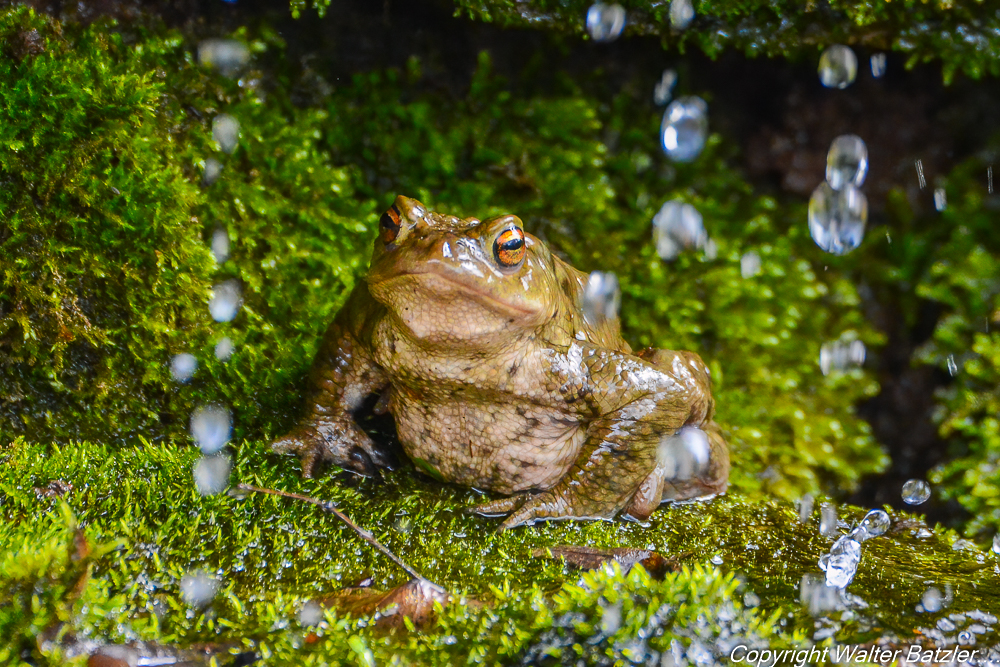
<box><xmin>498</xmin><ymin>343</ymin><xmax>726</xmax><ymax>530</ymax></box>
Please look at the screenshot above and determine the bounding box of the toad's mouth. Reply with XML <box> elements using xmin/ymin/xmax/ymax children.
<box><xmin>368</xmin><ymin>267</ymin><xmax>541</xmax><ymax>321</ymax></box>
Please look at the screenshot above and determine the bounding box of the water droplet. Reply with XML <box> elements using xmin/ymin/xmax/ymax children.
<box><xmin>299</xmin><ymin>600</ymin><xmax>324</xmax><ymax>626</ymax></box>
<box><xmin>819</xmin><ymin>503</ymin><xmax>838</xmax><ymax>537</ymax></box>
<box><xmin>808</xmin><ymin>182</ymin><xmax>867</xmax><ymax>255</ymax></box>
<box><xmin>656</xmin><ymin>426</ymin><xmax>710</xmax><ymax>480</ymax></box>
<box><xmin>660</xmin><ymin>96</ymin><xmax>708</xmax><ymax>162</ymax></box>
<box><xmin>947</xmin><ymin>354</ymin><xmax>958</xmax><ymax>376</ymax></box>
<box><xmin>800</xmin><ymin>572</ymin><xmax>842</xmax><ymax>615</ymax></box>
<box><xmin>938</xmin><ymin>617</ymin><xmax>957</xmax><ymax>633</ymax></box>
<box><xmin>743</xmin><ymin>591</ymin><xmax>760</xmax><ymax>608</ymax></box>
<box><xmin>215</xmin><ymin>336</ymin><xmax>234</xmax><ymax>361</ymax></box>
<box><xmin>586</xmin><ymin>3</ymin><xmax>626</xmax><ymax>42</ymax></box>
<box><xmin>819</xmin><ymin>339</ymin><xmax>866</xmax><ymax>375</ymax></box>
<box><xmin>190</xmin><ymin>404</ymin><xmax>232</xmax><ymax>454</ymax></box>
<box><xmin>902</xmin><ymin>479</ymin><xmax>931</xmax><ymax>505</ymax></box>
<box><xmin>652</xmin><ymin>200</ymin><xmax>706</xmax><ymax>260</ymax></box>
<box><xmin>209</xmin><ymin>279</ymin><xmax>242</xmax><ymax>322</ymax></box>
<box><xmin>170</xmin><ymin>353</ymin><xmax>198</xmax><ymax>382</ymax></box>
<box><xmin>653</xmin><ymin>68</ymin><xmax>677</xmax><ymax>106</ymax></box>
<box><xmin>915</xmin><ymin>159</ymin><xmax>926</xmax><ymax>189</ymax></box>
<box><xmin>989</xmin><ymin>165</ymin><xmax>994</xmax><ymax>194</ymax></box>
<box><xmin>992</xmin><ymin>533</ymin><xmax>1000</xmax><ymax>554</ymax></box>
<box><xmin>702</xmin><ymin>237</ymin><xmax>718</xmax><ymax>260</ymax></box>
<box><xmin>203</xmin><ymin>157</ymin><xmax>223</xmax><ymax>185</ymax></box>
<box><xmin>798</xmin><ymin>493</ymin><xmax>814</xmax><ymax>524</ymax></box>
<box><xmin>194</xmin><ymin>454</ymin><xmax>231</xmax><ymax>495</ymax></box>
<box><xmin>922</xmin><ymin>587</ymin><xmax>943</xmax><ymax>613</ymax></box>
<box><xmin>818</xmin><ymin>44</ymin><xmax>857</xmax><ymax>89</ymax></box>
<box><xmin>934</xmin><ymin>187</ymin><xmax>947</xmax><ymax>211</ymax></box>
<box><xmin>740</xmin><ymin>251</ymin><xmax>761</xmax><ymax>279</ymax></box>
<box><xmin>959</xmin><ymin>630</ymin><xmax>976</xmax><ymax>646</ymax></box>
<box><xmin>582</xmin><ymin>271</ymin><xmax>621</xmax><ymax>325</ymax></box>
<box><xmin>212</xmin><ymin>227</ymin><xmax>230</xmax><ymax>263</ymax></box>
<box><xmin>860</xmin><ymin>509</ymin><xmax>890</xmax><ymax>537</ymax></box>
<box><xmin>823</xmin><ymin>537</ymin><xmax>861</xmax><ymax>588</ymax></box>
<box><xmin>669</xmin><ymin>0</ymin><xmax>694</xmax><ymax>30</ymax></box>
<box><xmin>710</xmin><ymin>554</ymin><xmax>723</xmax><ymax>565</ymax></box>
<box><xmin>180</xmin><ymin>571</ymin><xmax>220</xmax><ymax>607</ymax></box>
<box><xmin>870</xmin><ymin>52</ymin><xmax>887</xmax><ymax>78</ymax></box>
<box><xmin>212</xmin><ymin>114</ymin><xmax>240</xmax><ymax>154</ymax></box>
<box><xmin>826</xmin><ymin>134</ymin><xmax>868</xmax><ymax>190</ymax></box>
<box><xmin>198</xmin><ymin>39</ymin><xmax>250</xmax><ymax>76</ymax></box>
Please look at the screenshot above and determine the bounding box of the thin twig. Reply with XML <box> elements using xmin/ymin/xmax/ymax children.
<box><xmin>237</xmin><ymin>484</ymin><xmax>426</xmax><ymax>582</ymax></box>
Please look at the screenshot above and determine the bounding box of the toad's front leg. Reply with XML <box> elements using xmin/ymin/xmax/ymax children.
<box><xmin>494</xmin><ymin>344</ymin><xmax>728</xmax><ymax>530</ymax></box>
<box><xmin>272</xmin><ymin>293</ymin><xmax>390</xmax><ymax>477</ymax></box>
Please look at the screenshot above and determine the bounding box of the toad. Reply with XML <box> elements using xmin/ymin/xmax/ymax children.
<box><xmin>273</xmin><ymin>196</ymin><xmax>729</xmax><ymax>529</ymax></box>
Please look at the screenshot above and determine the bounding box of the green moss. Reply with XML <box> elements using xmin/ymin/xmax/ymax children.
<box><xmin>0</xmin><ymin>8</ymin><xmax>376</xmax><ymax>445</ymax></box>
<box><xmin>3</xmin><ymin>438</ymin><xmax>999</xmax><ymax>664</ymax></box>
<box><xmin>286</xmin><ymin>0</ymin><xmax>1000</xmax><ymax>84</ymax></box>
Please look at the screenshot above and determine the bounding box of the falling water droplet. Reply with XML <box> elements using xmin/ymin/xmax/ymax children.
<box><xmin>653</xmin><ymin>68</ymin><xmax>677</xmax><ymax>106</ymax></box>
<box><xmin>652</xmin><ymin>200</ymin><xmax>706</xmax><ymax>260</ymax></box>
<box><xmin>582</xmin><ymin>271</ymin><xmax>621</xmax><ymax>325</ymax></box>
<box><xmin>915</xmin><ymin>159</ymin><xmax>926</xmax><ymax>189</ymax></box>
<box><xmin>586</xmin><ymin>3</ymin><xmax>626</xmax><ymax>42</ymax></box>
<box><xmin>934</xmin><ymin>187</ymin><xmax>947</xmax><ymax>211</ymax></box>
<box><xmin>180</xmin><ymin>571</ymin><xmax>220</xmax><ymax>607</ymax></box>
<box><xmin>870</xmin><ymin>52</ymin><xmax>887</xmax><ymax>78</ymax></box>
<box><xmin>299</xmin><ymin>600</ymin><xmax>324</xmax><ymax>627</ymax></box>
<box><xmin>194</xmin><ymin>454</ymin><xmax>231</xmax><ymax>495</ymax></box>
<box><xmin>820</xmin><ymin>503</ymin><xmax>838</xmax><ymax>537</ymax></box>
<box><xmin>740</xmin><ymin>251</ymin><xmax>761</xmax><ymax>279</ymax></box>
<box><xmin>212</xmin><ymin>227</ymin><xmax>230</xmax><ymax>263</ymax></box>
<box><xmin>819</xmin><ymin>339</ymin><xmax>866</xmax><ymax>375</ymax></box>
<box><xmin>209</xmin><ymin>279</ymin><xmax>242</xmax><ymax>322</ymax></box>
<box><xmin>947</xmin><ymin>354</ymin><xmax>958</xmax><ymax>376</ymax></box>
<box><xmin>212</xmin><ymin>114</ymin><xmax>240</xmax><ymax>154</ymax></box>
<box><xmin>215</xmin><ymin>336</ymin><xmax>234</xmax><ymax>361</ymax></box>
<box><xmin>798</xmin><ymin>493</ymin><xmax>814</xmax><ymax>524</ymax></box>
<box><xmin>198</xmin><ymin>39</ymin><xmax>250</xmax><ymax>76</ymax></box>
<box><xmin>808</xmin><ymin>182</ymin><xmax>867</xmax><ymax>255</ymax></box>
<box><xmin>860</xmin><ymin>509</ymin><xmax>890</xmax><ymax>537</ymax></box>
<box><xmin>818</xmin><ymin>45</ymin><xmax>857</xmax><ymax>89</ymax></box>
<box><xmin>902</xmin><ymin>479</ymin><xmax>931</xmax><ymax>505</ymax></box>
<box><xmin>660</xmin><ymin>96</ymin><xmax>708</xmax><ymax>162</ymax></box>
<box><xmin>826</xmin><ymin>135</ymin><xmax>868</xmax><ymax>190</ymax></box>
<box><xmin>203</xmin><ymin>157</ymin><xmax>223</xmax><ymax>185</ymax></box>
<box><xmin>989</xmin><ymin>166</ymin><xmax>994</xmax><ymax>194</ymax></box>
<box><xmin>922</xmin><ymin>587</ymin><xmax>943</xmax><ymax>613</ymax></box>
<box><xmin>669</xmin><ymin>0</ymin><xmax>694</xmax><ymax>30</ymax></box>
<box><xmin>190</xmin><ymin>404</ymin><xmax>232</xmax><ymax>454</ymax></box>
<box><xmin>170</xmin><ymin>353</ymin><xmax>198</xmax><ymax>382</ymax></box>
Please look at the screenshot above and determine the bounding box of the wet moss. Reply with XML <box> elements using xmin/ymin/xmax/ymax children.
<box><xmin>441</xmin><ymin>0</ymin><xmax>1000</xmax><ymax>84</ymax></box>
<box><xmin>2</xmin><ymin>438</ymin><xmax>999</xmax><ymax>664</ymax></box>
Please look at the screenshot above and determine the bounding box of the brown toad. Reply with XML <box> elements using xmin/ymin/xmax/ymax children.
<box><xmin>273</xmin><ymin>196</ymin><xmax>729</xmax><ymax>529</ymax></box>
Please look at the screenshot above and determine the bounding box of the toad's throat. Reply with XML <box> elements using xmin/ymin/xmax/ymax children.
<box><xmin>368</xmin><ymin>268</ymin><xmax>541</xmax><ymax>321</ymax></box>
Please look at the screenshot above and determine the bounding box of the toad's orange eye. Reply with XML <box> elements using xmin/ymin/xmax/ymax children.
<box><xmin>494</xmin><ymin>227</ymin><xmax>526</xmax><ymax>268</ymax></box>
<box><xmin>379</xmin><ymin>205</ymin><xmax>401</xmax><ymax>245</ymax></box>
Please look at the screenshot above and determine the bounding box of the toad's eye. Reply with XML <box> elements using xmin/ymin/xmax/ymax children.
<box><xmin>494</xmin><ymin>227</ymin><xmax>526</xmax><ymax>268</ymax></box>
<box><xmin>379</xmin><ymin>205</ymin><xmax>402</xmax><ymax>245</ymax></box>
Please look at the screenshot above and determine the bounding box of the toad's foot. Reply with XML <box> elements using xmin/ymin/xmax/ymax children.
<box><xmin>472</xmin><ymin>482</ymin><xmax>634</xmax><ymax>532</ymax></box>
<box><xmin>272</xmin><ymin>421</ymin><xmax>388</xmax><ymax>478</ymax></box>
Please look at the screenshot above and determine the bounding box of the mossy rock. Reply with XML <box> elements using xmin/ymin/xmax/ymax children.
<box><xmin>4</xmin><ymin>4</ymin><xmax>1000</xmax><ymax>663</ymax></box>
<box><xmin>3</xmin><ymin>438</ymin><xmax>1000</xmax><ymax>664</ymax></box>
<box><xmin>440</xmin><ymin>0</ymin><xmax>1000</xmax><ymax>84</ymax></box>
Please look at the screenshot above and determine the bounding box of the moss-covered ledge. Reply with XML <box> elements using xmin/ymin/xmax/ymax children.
<box><xmin>3</xmin><ymin>438</ymin><xmax>1000</xmax><ymax>664</ymax></box>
